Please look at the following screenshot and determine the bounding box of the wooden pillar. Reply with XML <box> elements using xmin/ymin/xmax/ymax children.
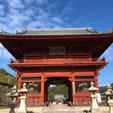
<box><xmin>41</xmin><ymin>73</ymin><xmax>45</xmax><ymax>104</ymax></box>
<box><xmin>17</xmin><ymin>73</ymin><xmax>21</xmax><ymax>103</ymax></box>
<box><xmin>17</xmin><ymin>73</ymin><xmax>21</xmax><ymax>90</ymax></box>
<box><xmin>69</xmin><ymin>75</ymin><xmax>75</xmax><ymax>103</ymax></box>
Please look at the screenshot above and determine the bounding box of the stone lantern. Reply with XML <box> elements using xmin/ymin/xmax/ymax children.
<box><xmin>6</xmin><ymin>85</ymin><xmax>18</xmax><ymax>113</ymax></box>
<box><xmin>18</xmin><ymin>83</ymin><xmax>28</xmax><ymax>113</ymax></box>
<box><xmin>105</xmin><ymin>84</ymin><xmax>113</xmax><ymax>100</ymax></box>
<box><xmin>105</xmin><ymin>84</ymin><xmax>113</xmax><ymax>113</ymax></box>
<box><xmin>88</xmin><ymin>82</ymin><xmax>99</xmax><ymax>112</ymax></box>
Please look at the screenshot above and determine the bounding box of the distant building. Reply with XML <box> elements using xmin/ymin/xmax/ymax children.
<box><xmin>54</xmin><ymin>94</ymin><xmax>65</xmax><ymax>102</ymax></box>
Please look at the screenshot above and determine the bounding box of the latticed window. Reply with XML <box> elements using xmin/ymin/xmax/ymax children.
<box><xmin>21</xmin><ymin>82</ymin><xmax>41</xmax><ymax>92</ymax></box>
<box><xmin>22</xmin><ymin>77</ymin><xmax>41</xmax><ymax>80</ymax></box>
<box><xmin>75</xmin><ymin>76</ymin><xmax>94</xmax><ymax>79</ymax></box>
<box><xmin>49</xmin><ymin>47</ymin><xmax>65</xmax><ymax>55</ymax></box>
<box><xmin>75</xmin><ymin>81</ymin><xmax>95</xmax><ymax>92</ymax></box>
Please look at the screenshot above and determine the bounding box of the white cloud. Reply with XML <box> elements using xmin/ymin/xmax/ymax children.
<box><xmin>24</xmin><ymin>0</ymin><xmax>48</xmax><ymax>5</ymax></box>
<box><xmin>0</xmin><ymin>0</ymin><xmax>73</xmax><ymax>33</ymax></box>
<box><xmin>35</xmin><ymin>0</ymin><xmax>48</xmax><ymax>5</ymax></box>
<box><xmin>63</xmin><ymin>6</ymin><xmax>73</xmax><ymax>14</ymax></box>
<box><xmin>26</xmin><ymin>21</ymin><xmax>44</xmax><ymax>28</ymax></box>
<box><xmin>0</xmin><ymin>17</ymin><xmax>10</xmax><ymax>23</ymax></box>
<box><xmin>9</xmin><ymin>14</ymin><xmax>31</xmax><ymax>26</ymax></box>
<box><xmin>25</xmin><ymin>9</ymin><xmax>35</xmax><ymax>16</ymax></box>
<box><xmin>7</xmin><ymin>0</ymin><xmax>24</xmax><ymax>9</ymax></box>
<box><xmin>52</xmin><ymin>17</ymin><xmax>63</xmax><ymax>24</ymax></box>
<box><xmin>24</xmin><ymin>0</ymin><xmax>34</xmax><ymax>4</ymax></box>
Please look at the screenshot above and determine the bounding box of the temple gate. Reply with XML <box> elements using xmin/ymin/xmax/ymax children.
<box><xmin>0</xmin><ymin>28</ymin><xmax>113</xmax><ymax>105</ymax></box>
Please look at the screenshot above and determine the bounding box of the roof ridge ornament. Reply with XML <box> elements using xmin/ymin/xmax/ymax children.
<box><xmin>0</xmin><ymin>29</ymin><xmax>10</xmax><ymax>34</ymax></box>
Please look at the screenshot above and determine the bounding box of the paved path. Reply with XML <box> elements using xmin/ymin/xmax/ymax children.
<box><xmin>42</xmin><ymin>105</ymin><xmax>76</xmax><ymax>113</ymax></box>
<box><xmin>0</xmin><ymin>106</ymin><xmax>109</xmax><ymax>113</ymax></box>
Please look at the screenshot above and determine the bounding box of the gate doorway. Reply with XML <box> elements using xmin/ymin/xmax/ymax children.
<box><xmin>44</xmin><ymin>77</ymin><xmax>72</xmax><ymax>104</ymax></box>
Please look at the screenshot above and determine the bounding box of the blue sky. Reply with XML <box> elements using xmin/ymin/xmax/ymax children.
<box><xmin>0</xmin><ymin>0</ymin><xmax>113</xmax><ymax>86</ymax></box>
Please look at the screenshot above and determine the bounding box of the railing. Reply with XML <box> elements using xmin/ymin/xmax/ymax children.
<box><xmin>74</xmin><ymin>91</ymin><xmax>91</xmax><ymax>105</ymax></box>
<box><xmin>10</xmin><ymin>57</ymin><xmax>106</xmax><ymax>64</ymax></box>
<box><xmin>26</xmin><ymin>92</ymin><xmax>41</xmax><ymax>105</ymax></box>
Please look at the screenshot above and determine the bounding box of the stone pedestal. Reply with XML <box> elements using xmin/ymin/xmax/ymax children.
<box><xmin>91</xmin><ymin>94</ymin><xmax>99</xmax><ymax>110</ymax></box>
<box><xmin>18</xmin><ymin>96</ymin><xmax>27</xmax><ymax>113</ymax></box>
<box><xmin>88</xmin><ymin>82</ymin><xmax>99</xmax><ymax>113</ymax></box>
<box><xmin>108</xmin><ymin>99</ymin><xmax>113</xmax><ymax>113</ymax></box>
<box><xmin>8</xmin><ymin>102</ymin><xmax>18</xmax><ymax>113</ymax></box>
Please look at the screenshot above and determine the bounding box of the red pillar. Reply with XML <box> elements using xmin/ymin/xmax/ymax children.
<box><xmin>17</xmin><ymin>74</ymin><xmax>21</xmax><ymax>90</ymax></box>
<box><xmin>41</xmin><ymin>73</ymin><xmax>45</xmax><ymax>104</ymax></box>
<box><xmin>17</xmin><ymin>73</ymin><xmax>21</xmax><ymax>103</ymax></box>
<box><xmin>69</xmin><ymin>75</ymin><xmax>75</xmax><ymax>104</ymax></box>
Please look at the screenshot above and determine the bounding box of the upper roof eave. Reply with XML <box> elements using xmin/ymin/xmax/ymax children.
<box><xmin>0</xmin><ymin>28</ymin><xmax>113</xmax><ymax>40</ymax></box>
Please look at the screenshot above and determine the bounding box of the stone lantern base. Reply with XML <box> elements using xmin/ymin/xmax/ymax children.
<box><xmin>90</xmin><ymin>95</ymin><xmax>99</xmax><ymax>110</ymax></box>
<box><xmin>18</xmin><ymin>96</ymin><xmax>27</xmax><ymax>113</ymax></box>
<box><xmin>108</xmin><ymin>99</ymin><xmax>113</xmax><ymax>113</ymax></box>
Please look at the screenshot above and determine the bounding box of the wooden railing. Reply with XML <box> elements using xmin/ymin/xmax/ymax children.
<box><xmin>26</xmin><ymin>92</ymin><xmax>41</xmax><ymax>105</ymax></box>
<box><xmin>74</xmin><ymin>91</ymin><xmax>91</xmax><ymax>105</ymax></box>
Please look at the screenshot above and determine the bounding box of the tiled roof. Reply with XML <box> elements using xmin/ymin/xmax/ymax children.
<box><xmin>0</xmin><ymin>28</ymin><xmax>113</xmax><ymax>36</ymax></box>
<box><xmin>16</xmin><ymin>28</ymin><xmax>97</xmax><ymax>35</ymax></box>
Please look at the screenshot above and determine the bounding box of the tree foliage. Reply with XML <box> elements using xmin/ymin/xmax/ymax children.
<box><xmin>99</xmin><ymin>83</ymin><xmax>113</xmax><ymax>94</ymax></box>
<box><xmin>0</xmin><ymin>69</ymin><xmax>17</xmax><ymax>86</ymax></box>
<box><xmin>48</xmin><ymin>85</ymin><xmax>68</xmax><ymax>103</ymax></box>
<box><xmin>0</xmin><ymin>69</ymin><xmax>17</xmax><ymax>105</ymax></box>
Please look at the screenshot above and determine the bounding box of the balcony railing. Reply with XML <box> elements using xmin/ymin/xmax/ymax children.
<box><xmin>10</xmin><ymin>57</ymin><xmax>106</xmax><ymax>64</ymax></box>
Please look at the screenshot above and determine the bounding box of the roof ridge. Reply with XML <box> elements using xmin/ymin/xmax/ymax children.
<box><xmin>22</xmin><ymin>27</ymin><xmax>92</xmax><ymax>32</ymax></box>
